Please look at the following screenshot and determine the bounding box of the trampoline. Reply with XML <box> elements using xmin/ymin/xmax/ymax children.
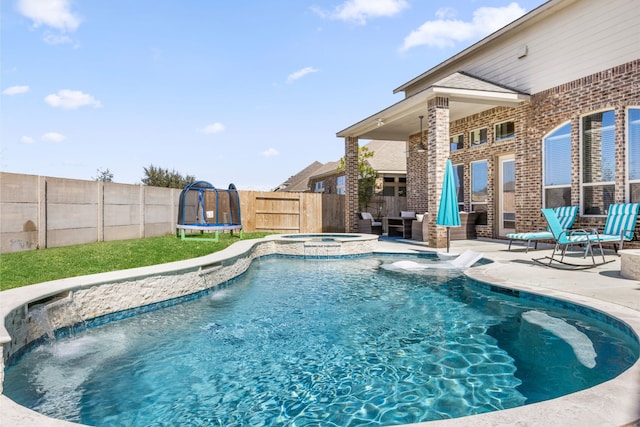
<box><xmin>176</xmin><ymin>181</ymin><xmax>243</xmax><ymax>242</ymax></box>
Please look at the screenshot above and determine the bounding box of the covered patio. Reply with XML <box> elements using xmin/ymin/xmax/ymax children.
<box><xmin>337</xmin><ymin>72</ymin><xmax>530</xmax><ymax>249</ymax></box>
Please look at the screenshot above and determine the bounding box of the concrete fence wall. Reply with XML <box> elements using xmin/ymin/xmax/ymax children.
<box><xmin>0</xmin><ymin>173</ymin><xmax>330</xmax><ymax>253</ymax></box>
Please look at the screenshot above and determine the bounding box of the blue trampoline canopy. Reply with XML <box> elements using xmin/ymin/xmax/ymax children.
<box><xmin>176</xmin><ymin>181</ymin><xmax>242</xmax><ymax>241</ymax></box>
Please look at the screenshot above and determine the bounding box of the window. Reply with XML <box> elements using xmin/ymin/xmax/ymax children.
<box><xmin>581</xmin><ymin>110</ymin><xmax>615</xmax><ymax>215</ymax></box>
<box><xmin>450</xmin><ymin>134</ymin><xmax>464</xmax><ymax>151</ymax></box>
<box><xmin>336</xmin><ymin>176</ymin><xmax>346</xmax><ymax>195</ymax></box>
<box><xmin>543</xmin><ymin>122</ymin><xmax>572</xmax><ymax>208</ymax></box>
<box><xmin>452</xmin><ymin>164</ymin><xmax>465</xmax><ymax>210</ymax></box>
<box><xmin>314</xmin><ymin>180</ymin><xmax>325</xmax><ymax>193</ymax></box>
<box><xmin>471</xmin><ymin>160</ymin><xmax>488</xmax><ymax>211</ymax></box>
<box><xmin>629</xmin><ymin>108</ymin><xmax>640</xmax><ymax>203</ymax></box>
<box><xmin>470</xmin><ymin>128</ymin><xmax>487</xmax><ymax>146</ymax></box>
<box><xmin>381</xmin><ymin>176</ymin><xmax>406</xmax><ymax>197</ymax></box>
<box><xmin>495</xmin><ymin>121</ymin><xmax>515</xmax><ymax>141</ymax></box>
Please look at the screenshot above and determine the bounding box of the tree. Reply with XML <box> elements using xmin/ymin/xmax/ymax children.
<box><xmin>141</xmin><ymin>165</ymin><xmax>196</xmax><ymax>188</ymax></box>
<box><xmin>338</xmin><ymin>146</ymin><xmax>378</xmax><ymax>211</ymax></box>
<box><xmin>94</xmin><ymin>168</ymin><xmax>114</xmax><ymax>182</ymax></box>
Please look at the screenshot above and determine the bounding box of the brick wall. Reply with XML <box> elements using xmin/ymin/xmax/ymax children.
<box><xmin>419</xmin><ymin>59</ymin><xmax>640</xmax><ymax>247</ymax></box>
<box><xmin>527</xmin><ymin>59</ymin><xmax>640</xmax><ymax>242</ymax></box>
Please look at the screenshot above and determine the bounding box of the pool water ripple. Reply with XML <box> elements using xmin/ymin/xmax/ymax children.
<box><xmin>4</xmin><ymin>256</ymin><xmax>638</xmax><ymax>426</ymax></box>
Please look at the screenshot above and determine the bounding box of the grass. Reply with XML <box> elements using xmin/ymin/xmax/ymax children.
<box><xmin>0</xmin><ymin>232</ymin><xmax>271</xmax><ymax>291</ymax></box>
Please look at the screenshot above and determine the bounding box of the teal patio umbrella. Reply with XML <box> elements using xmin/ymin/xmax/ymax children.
<box><xmin>436</xmin><ymin>159</ymin><xmax>461</xmax><ymax>252</ymax></box>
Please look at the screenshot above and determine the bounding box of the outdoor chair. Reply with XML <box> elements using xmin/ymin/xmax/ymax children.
<box><xmin>506</xmin><ymin>206</ymin><xmax>578</xmax><ymax>252</ymax></box>
<box><xmin>533</xmin><ymin>208</ymin><xmax>615</xmax><ymax>269</ymax></box>
<box><xmin>359</xmin><ymin>212</ymin><xmax>382</xmax><ymax>234</ymax></box>
<box><xmin>594</xmin><ymin>203</ymin><xmax>640</xmax><ymax>252</ymax></box>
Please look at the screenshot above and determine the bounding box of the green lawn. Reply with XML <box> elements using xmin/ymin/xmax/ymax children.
<box><xmin>0</xmin><ymin>233</ymin><xmax>270</xmax><ymax>291</ymax></box>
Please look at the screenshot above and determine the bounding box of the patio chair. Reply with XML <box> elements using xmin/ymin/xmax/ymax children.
<box><xmin>595</xmin><ymin>203</ymin><xmax>640</xmax><ymax>252</ymax></box>
<box><xmin>506</xmin><ymin>206</ymin><xmax>578</xmax><ymax>253</ymax></box>
<box><xmin>533</xmin><ymin>208</ymin><xmax>615</xmax><ymax>269</ymax></box>
<box><xmin>359</xmin><ymin>212</ymin><xmax>382</xmax><ymax>234</ymax></box>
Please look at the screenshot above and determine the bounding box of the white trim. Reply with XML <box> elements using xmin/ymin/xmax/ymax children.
<box><xmin>452</xmin><ymin>163</ymin><xmax>465</xmax><ymax>210</ymax></box>
<box><xmin>498</xmin><ymin>155</ymin><xmax>516</xmax><ymax>236</ymax></box>
<box><xmin>336</xmin><ymin>77</ymin><xmax>529</xmax><ymax>139</ymax></box>
<box><xmin>626</xmin><ymin>106</ymin><xmax>640</xmax><ymax>203</ymax></box>
<box><xmin>470</xmin><ymin>159</ymin><xmax>489</xmax><ymax>208</ymax></box>
<box><xmin>579</xmin><ymin>108</ymin><xmax>616</xmax><ymax>217</ymax></box>
<box><xmin>542</xmin><ymin>121</ymin><xmax>572</xmax><ymax>208</ymax></box>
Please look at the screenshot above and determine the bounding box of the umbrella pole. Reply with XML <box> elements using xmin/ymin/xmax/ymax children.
<box><xmin>446</xmin><ymin>227</ymin><xmax>450</xmax><ymax>253</ymax></box>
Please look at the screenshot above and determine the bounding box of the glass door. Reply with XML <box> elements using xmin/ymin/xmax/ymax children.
<box><xmin>498</xmin><ymin>155</ymin><xmax>515</xmax><ymax>236</ymax></box>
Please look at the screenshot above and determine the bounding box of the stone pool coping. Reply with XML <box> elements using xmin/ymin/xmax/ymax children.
<box><xmin>1</xmin><ymin>235</ymin><xmax>639</xmax><ymax>426</ymax></box>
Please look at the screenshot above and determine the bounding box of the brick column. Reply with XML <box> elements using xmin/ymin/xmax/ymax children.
<box><xmin>345</xmin><ymin>137</ymin><xmax>359</xmax><ymax>232</ymax></box>
<box><xmin>426</xmin><ymin>96</ymin><xmax>450</xmax><ymax>249</ymax></box>
<box><xmin>407</xmin><ymin>132</ymin><xmax>428</xmax><ymax>214</ymax></box>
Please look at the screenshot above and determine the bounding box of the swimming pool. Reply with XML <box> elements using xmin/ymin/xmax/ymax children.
<box><xmin>4</xmin><ymin>255</ymin><xmax>638</xmax><ymax>426</ymax></box>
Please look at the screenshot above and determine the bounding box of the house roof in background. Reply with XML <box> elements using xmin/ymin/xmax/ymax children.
<box><xmin>363</xmin><ymin>140</ymin><xmax>406</xmax><ymax>174</ymax></box>
<box><xmin>277</xmin><ymin>140</ymin><xmax>407</xmax><ymax>191</ymax></box>
<box><xmin>271</xmin><ymin>161</ymin><xmax>323</xmax><ymax>192</ymax></box>
<box><xmin>307</xmin><ymin>161</ymin><xmax>342</xmax><ymax>180</ymax></box>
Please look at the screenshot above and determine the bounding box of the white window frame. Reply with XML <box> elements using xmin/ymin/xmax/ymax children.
<box><xmin>627</xmin><ymin>106</ymin><xmax>640</xmax><ymax>203</ymax></box>
<box><xmin>452</xmin><ymin>163</ymin><xmax>465</xmax><ymax>210</ymax></box>
<box><xmin>580</xmin><ymin>109</ymin><xmax>616</xmax><ymax>216</ymax></box>
<box><xmin>336</xmin><ymin>175</ymin><xmax>346</xmax><ymax>195</ymax></box>
<box><xmin>495</xmin><ymin>120</ymin><xmax>515</xmax><ymax>142</ymax></box>
<box><xmin>314</xmin><ymin>180</ymin><xmax>325</xmax><ymax>193</ymax></box>
<box><xmin>470</xmin><ymin>128</ymin><xmax>488</xmax><ymax>147</ymax></box>
<box><xmin>542</xmin><ymin>122</ymin><xmax>572</xmax><ymax>208</ymax></box>
<box><xmin>470</xmin><ymin>159</ymin><xmax>488</xmax><ymax>211</ymax></box>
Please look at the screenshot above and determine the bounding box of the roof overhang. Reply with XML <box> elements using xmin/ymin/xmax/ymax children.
<box><xmin>337</xmin><ymin>77</ymin><xmax>530</xmax><ymax>140</ymax></box>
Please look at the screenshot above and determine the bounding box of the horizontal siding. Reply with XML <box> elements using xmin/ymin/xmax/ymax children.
<box><xmin>406</xmin><ymin>0</ymin><xmax>640</xmax><ymax>96</ymax></box>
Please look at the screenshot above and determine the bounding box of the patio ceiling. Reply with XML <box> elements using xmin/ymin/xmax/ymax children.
<box><xmin>336</xmin><ymin>72</ymin><xmax>530</xmax><ymax>140</ymax></box>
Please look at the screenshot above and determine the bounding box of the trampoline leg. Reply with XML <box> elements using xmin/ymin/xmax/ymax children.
<box><xmin>213</xmin><ymin>230</ymin><xmax>220</xmax><ymax>242</ymax></box>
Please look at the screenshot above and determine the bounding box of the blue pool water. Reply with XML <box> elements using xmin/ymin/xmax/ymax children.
<box><xmin>4</xmin><ymin>256</ymin><xmax>638</xmax><ymax>426</ymax></box>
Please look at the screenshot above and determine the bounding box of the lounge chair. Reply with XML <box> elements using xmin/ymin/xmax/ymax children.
<box><xmin>533</xmin><ymin>208</ymin><xmax>617</xmax><ymax>269</ymax></box>
<box><xmin>594</xmin><ymin>203</ymin><xmax>640</xmax><ymax>252</ymax></box>
<box><xmin>506</xmin><ymin>206</ymin><xmax>578</xmax><ymax>252</ymax></box>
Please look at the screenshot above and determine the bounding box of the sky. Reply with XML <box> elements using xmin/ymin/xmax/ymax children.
<box><xmin>1</xmin><ymin>0</ymin><xmax>547</xmax><ymax>190</ymax></box>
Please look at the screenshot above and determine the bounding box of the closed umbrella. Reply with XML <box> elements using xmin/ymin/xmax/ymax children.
<box><xmin>436</xmin><ymin>159</ymin><xmax>461</xmax><ymax>252</ymax></box>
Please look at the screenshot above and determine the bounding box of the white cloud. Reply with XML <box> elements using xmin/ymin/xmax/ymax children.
<box><xmin>21</xmin><ymin>136</ymin><xmax>35</xmax><ymax>144</ymax></box>
<box><xmin>401</xmin><ymin>2</ymin><xmax>526</xmax><ymax>51</ymax></box>
<box><xmin>17</xmin><ymin>0</ymin><xmax>81</xmax><ymax>32</ymax></box>
<box><xmin>314</xmin><ymin>0</ymin><xmax>408</xmax><ymax>25</ymax></box>
<box><xmin>3</xmin><ymin>85</ymin><xmax>30</xmax><ymax>95</ymax></box>
<box><xmin>201</xmin><ymin>123</ymin><xmax>225</xmax><ymax>134</ymax></box>
<box><xmin>287</xmin><ymin>67</ymin><xmax>319</xmax><ymax>83</ymax></box>
<box><xmin>43</xmin><ymin>32</ymin><xmax>74</xmax><ymax>45</ymax></box>
<box><xmin>44</xmin><ymin>89</ymin><xmax>102</xmax><ymax>109</ymax></box>
<box><xmin>261</xmin><ymin>148</ymin><xmax>279</xmax><ymax>158</ymax></box>
<box><xmin>42</xmin><ymin>132</ymin><xmax>66</xmax><ymax>142</ymax></box>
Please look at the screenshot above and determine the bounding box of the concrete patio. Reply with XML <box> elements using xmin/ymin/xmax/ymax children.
<box><xmin>376</xmin><ymin>237</ymin><xmax>640</xmax><ymax>426</ymax></box>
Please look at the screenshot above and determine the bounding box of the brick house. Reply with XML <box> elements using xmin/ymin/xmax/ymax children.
<box><xmin>337</xmin><ymin>0</ymin><xmax>640</xmax><ymax>249</ymax></box>
<box><xmin>307</xmin><ymin>140</ymin><xmax>407</xmax><ymax>197</ymax></box>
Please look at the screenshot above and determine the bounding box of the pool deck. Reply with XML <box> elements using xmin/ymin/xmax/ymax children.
<box><xmin>1</xmin><ymin>236</ymin><xmax>639</xmax><ymax>426</ymax></box>
<box><xmin>376</xmin><ymin>237</ymin><xmax>640</xmax><ymax>427</ymax></box>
